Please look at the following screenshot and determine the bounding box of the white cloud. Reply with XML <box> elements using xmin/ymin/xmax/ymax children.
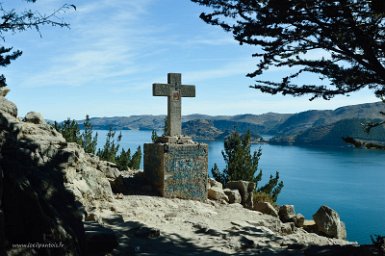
<box><xmin>18</xmin><ymin>0</ymin><xmax>156</xmax><ymax>88</ymax></box>
<box><xmin>184</xmin><ymin>58</ymin><xmax>255</xmax><ymax>82</ymax></box>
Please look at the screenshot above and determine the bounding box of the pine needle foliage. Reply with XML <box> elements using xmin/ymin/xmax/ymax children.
<box><xmin>55</xmin><ymin>117</ymin><xmax>142</xmax><ymax>170</ymax></box>
<box><xmin>212</xmin><ymin>130</ymin><xmax>283</xmax><ymax>202</ymax></box>
<box><xmin>192</xmin><ymin>0</ymin><xmax>385</xmax><ymax>100</ymax></box>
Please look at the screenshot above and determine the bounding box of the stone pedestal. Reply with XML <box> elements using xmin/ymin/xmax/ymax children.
<box><xmin>144</xmin><ymin>142</ymin><xmax>208</xmax><ymax>201</ymax></box>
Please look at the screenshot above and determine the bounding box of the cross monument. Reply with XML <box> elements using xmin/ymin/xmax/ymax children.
<box><xmin>144</xmin><ymin>72</ymin><xmax>208</xmax><ymax>201</ymax></box>
<box><xmin>153</xmin><ymin>73</ymin><xmax>195</xmax><ymax>137</ymax></box>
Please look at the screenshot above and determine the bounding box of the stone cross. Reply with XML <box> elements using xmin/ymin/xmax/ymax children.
<box><xmin>153</xmin><ymin>73</ymin><xmax>195</xmax><ymax>137</ymax></box>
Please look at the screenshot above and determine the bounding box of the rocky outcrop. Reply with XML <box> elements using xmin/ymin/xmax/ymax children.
<box><xmin>313</xmin><ymin>205</ymin><xmax>347</xmax><ymax>239</ymax></box>
<box><xmin>23</xmin><ymin>111</ymin><xmax>46</xmax><ymax>124</ymax></box>
<box><xmin>99</xmin><ymin>195</ymin><xmax>354</xmax><ymax>255</ymax></box>
<box><xmin>0</xmin><ymin>95</ymin><xmax>17</xmax><ymax>117</ymax></box>
<box><xmin>0</xmin><ymin>98</ymin><xmax>120</xmax><ymax>255</ymax></box>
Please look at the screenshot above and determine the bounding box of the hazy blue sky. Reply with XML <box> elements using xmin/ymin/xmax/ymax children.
<box><xmin>3</xmin><ymin>0</ymin><xmax>379</xmax><ymax>121</ymax></box>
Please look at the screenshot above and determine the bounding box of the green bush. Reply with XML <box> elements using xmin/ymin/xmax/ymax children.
<box><xmin>212</xmin><ymin>130</ymin><xmax>283</xmax><ymax>202</ymax></box>
<box><xmin>55</xmin><ymin>117</ymin><xmax>142</xmax><ymax>171</ymax></box>
<box><xmin>97</xmin><ymin>129</ymin><xmax>121</xmax><ymax>163</ymax></box>
<box><xmin>55</xmin><ymin>115</ymin><xmax>98</xmax><ymax>154</ymax></box>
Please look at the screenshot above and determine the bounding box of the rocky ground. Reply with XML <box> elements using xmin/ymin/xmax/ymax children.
<box><xmin>0</xmin><ymin>95</ymin><xmax>383</xmax><ymax>256</ymax></box>
<box><xmin>86</xmin><ymin>195</ymin><xmax>357</xmax><ymax>256</ymax></box>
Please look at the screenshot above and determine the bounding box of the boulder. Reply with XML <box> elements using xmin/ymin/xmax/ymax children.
<box><xmin>303</xmin><ymin>220</ymin><xmax>317</xmax><ymax>233</ymax></box>
<box><xmin>226</xmin><ymin>181</ymin><xmax>255</xmax><ymax>209</ymax></box>
<box><xmin>208</xmin><ymin>186</ymin><xmax>228</xmax><ymax>202</ymax></box>
<box><xmin>223</xmin><ymin>188</ymin><xmax>241</xmax><ymax>204</ymax></box>
<box><xmin>313</xmin><ymin>205</ymin><xmax>346</xmax><ymax>239</ymax></box>
<box><xmin>23</xmin><ymin>111</ymin><xmax>46</xmax><ymax>124</ymax></box>
<box><xmin>208</xmin><ymin>178</ymin><xmax>223</xmax><ymax>189</ymax></box>
<box><xmin>294</xmin><ymin>213</ymin><xmax>305</xmax><ymax>228</ymax></box>
<box><xmin>0</xmin><ymin>97</ymin><xmax>17</xmax><ymax>117</ymax></box>
<box><xmin>278</xmin><ymin>205</ymin><xmax>296</xmax><ymax>222</ymax></box>
<box><xmin>254</xmin><ymin>202</ymin><xmax>278</xmax><ymax>217</ymax></box>
<box><xmin>278</xmin><ymin>205</ymin><xmax>305</xmax><ymax>227</ymax></box>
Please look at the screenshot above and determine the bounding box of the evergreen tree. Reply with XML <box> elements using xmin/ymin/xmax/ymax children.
<box><xmin>56</xmin><ymin>118</ymin><xmax>142</xmax><ymax>171</ymax></box>
<box><xmin>211</xmin><ymin>163</ymin><xmax>224</xmax><ymax>184</ymax></box>
<box><xmin>151</xmin><ymin>130</ymin><xmax>159</xmax><ymax>142</ymax></box>
<box><xmin>221</xmin><ymin>131</ymin><xmax>263</xmax><ymax>185</ymax></box>
<box><xmin>81</xmin><ymin>115</ymin><xmax>98</xmax><ymax>154</ymax></box>
<box><xmin>192</xmin><ymin>0</ymin><xmax>385</xmax><ymax>100</ymax></box>
<box><xmin>116</xmin><ymin>148</ymin><xmax>131</xmax><ymax>171</ymax></box>
<box><xmin>257</xmin><ymin>172</ymin><xmax>284</xmax><ymax>202</ymax></box>
<box><xmin>97</xmin><ymin>129</ymin><xmax>120</xmax><ymax>163</ymax></box>
<box><xmin>212</xmin><ymin>130</ymin><xmax>283</xmax><ymax>202</ymax></box>
<box><xmin>58</xmin><ymin>118</ymin><xmax>82</xmax><ymax>144</ymax></box>
<box><xmin>129</xmin><ymin>146</ymin><xmax>142</xmax><ymax>170</ymax></box>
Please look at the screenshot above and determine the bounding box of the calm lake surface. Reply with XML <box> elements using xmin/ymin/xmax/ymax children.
<box><xmin>96</xmin><ymin>130</ymin><xmax>385</xmax><ymax>244</ymax></box>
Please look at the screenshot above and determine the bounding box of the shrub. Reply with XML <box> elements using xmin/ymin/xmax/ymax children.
<box><xmin>253</xmin><ymin>191</ymin><xmax>275</xmax><ymax>205</ymax></box>
<box><xmin>212</xmin><ymin>130</ymin><xmax>283</xmax><ymax>202</ymax></box>
<box><xmin>55</xmin><ymin>117</ymin><xmax>142</xmax><ymax>170</ymax></box>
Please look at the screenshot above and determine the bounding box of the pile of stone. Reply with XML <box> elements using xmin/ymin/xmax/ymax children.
<box><xmin>207</xmin><ymin>178</ymin><xmax>255</xmax><ymax>209</ymax></box>
<box><xmin>276</xmin><ymin>204</ymin><xmax>346</xmax><ymax>239</ymax></box>
<box><xmin>207</xmin><ymin>178</ymin><xmax>346</xmax><ymax>240</ymax></box>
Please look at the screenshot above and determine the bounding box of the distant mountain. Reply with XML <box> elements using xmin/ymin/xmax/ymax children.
<box><xmin>79</xmin><ymin>115</ymin><xmax>166</xmax><ymax>130</ymax></box>
<box><xmin>269</xmin><ymin>102</ymin><xmax>385</xmax><ymax>147</ymax></box>
<box><xmin>77</xmin><ymin>112</ymin><xmax>291</xmax><ymax>135</ymax></box>
<box><xmin>73</xmin><ymin>101</ymin><xmax>385</xmax><ymax>147</ymax></box>
<box><xmin>182</xmin><ymin>119</ymin><xmax>264</xmax><ymax>141</ymax></box>
<box><xmin>272</xmin><ymin>102</ymin><xmax>385</xmax><ymax>136</ymax></box>
<box><xmin>270</xmin><ymin>119</ymin><xmax>385</xmax><ymax>147</ymax></box>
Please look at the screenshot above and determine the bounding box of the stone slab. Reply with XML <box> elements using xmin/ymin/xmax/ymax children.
<box><xmin>144</xmin><ymin>143</ymin><xmax>208</xmax><ymax>201</ymax></box>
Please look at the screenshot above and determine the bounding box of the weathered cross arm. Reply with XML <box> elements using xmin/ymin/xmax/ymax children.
<box><xmin>153</xmin><ymin>83</ymin><xmax>196</xmax><ymax>97</ymax></box>
<box><xmin>181</xmin><ymin>85</ymin><xmax>195</xmax><ymax>97</ymax></box>
<box><xmin>153</xmin><ymin>83</ymin><xmax>169</xmax><ymax>96</ymax></box>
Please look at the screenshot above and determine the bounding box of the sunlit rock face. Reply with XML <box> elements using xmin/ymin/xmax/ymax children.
<box><xmin>0</xmin><ymin>97</ymin><xmax>120</xmax><ymax>255</ymax></box>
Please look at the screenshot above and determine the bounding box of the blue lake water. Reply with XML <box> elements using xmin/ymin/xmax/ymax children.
<box><xmin>96</xmin><ymin>130</ymin><xmax>385</xmax><ymax>244</ymax></box>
